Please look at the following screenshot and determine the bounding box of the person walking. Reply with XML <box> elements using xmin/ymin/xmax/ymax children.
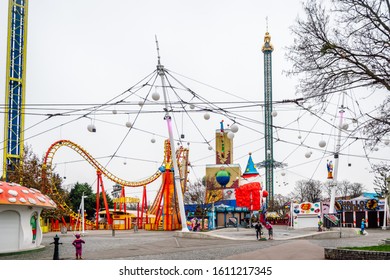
<box><xmin>265</xmin><ymin>222</ymin><xmax>273</xmax><ymax>240</ymax></box>
<box><xmin>317</xmin><ymin>218</ymin><xmax>323</xmax><ymax>232</ymax></box>
<box><xmin>360</xmin><ymin>218</ymin><xmax>365</xmax><ymax>235</ymax></box>
<box><xmin>255</xmin><ymin>222</ymin><xmax>262</xmax><ymax>240</ymax></box>
<box><xmin>72</xmin><ymin>234</ymin><xmax>86</xmax><ymax>259</ymax></box>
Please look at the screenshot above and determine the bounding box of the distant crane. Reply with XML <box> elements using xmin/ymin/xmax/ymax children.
<box><xmin>2</xmin><ymin>0</ymin><xmax>29</xmax><ymax>181</ymax></box>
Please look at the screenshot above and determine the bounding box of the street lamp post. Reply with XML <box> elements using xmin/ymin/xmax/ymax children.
<box><xmin>290</xmin><ymin>199</ymin><xmax>294</xmax><ymax>229</ymax></box>
<box><xmin>383</xmin><ymin>178</ymin><xmax>390</xmax><ymax>230</ymax></box>
<box><xmin>81</xmin><ymin>193</ymin><xmax>88</xmax><ymax>235</ymax></box>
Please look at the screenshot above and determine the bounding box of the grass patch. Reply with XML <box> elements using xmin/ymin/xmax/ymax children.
<box><xmin>341</xmin><ymin>244</ymin><xmax>390</xmax><ymax>252</ymax></box>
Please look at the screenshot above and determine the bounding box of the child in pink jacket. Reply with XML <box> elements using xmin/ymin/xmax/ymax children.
<box><xmin>72</xmin><ymin>234</ymin><xmax>85</xmax><ymax>259</ymax></box>
<box><xmin>265</xmin><ymin>222</ymin><xmax>273</xmax><ymax>240</ymax></box>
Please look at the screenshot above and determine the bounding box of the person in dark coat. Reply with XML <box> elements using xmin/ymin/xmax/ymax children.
<box><xmin>255</xmin><ymin>223</ymin><xmax>262</xmax><ymax>240</ymax></box>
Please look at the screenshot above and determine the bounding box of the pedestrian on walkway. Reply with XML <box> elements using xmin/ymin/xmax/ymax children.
<box><xmin>317</xmin><ymin>218</ymin><xmax>323</xmax><ymax>232</ymax></box>
<box><xmin>360</xmin><ymin>218</ymin><xmax>365</xmax><ymax>235</ymax></box>
<box><xmin>72</xmin><ymin>234</ymin><xmax>85</xmax><ymax>259</ymax></box>
<box><xmin>255</xmin><ymin>222</ymin><xmax>262</xmax><ymax>240</ymax></box>
<box><xmin>265</xmin><ymin>222</ymin><xmax>273</xmax><ymax>240</ymax></box>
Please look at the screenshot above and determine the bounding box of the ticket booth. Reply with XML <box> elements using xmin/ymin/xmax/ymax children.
<box><xmin>112</xmin><ymin>211</ymin><xmax>135</xmax><ymax>230</ymax></box>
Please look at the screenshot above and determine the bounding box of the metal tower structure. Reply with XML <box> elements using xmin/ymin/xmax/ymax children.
<box><xmin>2</xmin><ymin>0</ymin><xmax>29</xmax><ymax>181</ymax></box>
<box><xmin>262</xmin><ymin>31</ymin><xmax>274</xmax><ymax>204</ymax></box>
<box><xmin>155</xmin><ymin>37</ymin><xmax>189</xmax><ymax>232</ymax></box>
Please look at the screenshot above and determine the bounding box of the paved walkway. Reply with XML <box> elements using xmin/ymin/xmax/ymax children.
<box><xmin>178</xmin><ymin>225</ymin><xmax>389</xmax><ymax>260</ymax></box>
<box><xmin>0</xmin><ymin>225</ymin><xmax>388</xmax><ymax>260</ymax></box>
<box><xmin>224</xmin><ymin>240</ymin><xmax>325</xmax><ymax>260</ymax></box>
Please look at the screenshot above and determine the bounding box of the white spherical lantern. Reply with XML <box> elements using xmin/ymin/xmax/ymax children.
<box><xmin>305</xmin><ymin>151</ymin><xmax>311</xmax><ymax>158</ymax></box>
<box><xmin>112</xmin><ymin>109</ymin><xmax>117</xmax><ymax>114</ymax></box>
<box><xmin>281</xmin><ymin>171</ymin><xmax>286</xmax><ymax>176</ymax></box>
<box><xmin>204</xmin><ymin>113</ymin><xmax>210</xmax><ymax>120</ymax></box>
<box><xmin>151</xmin><ymin>138</ymin><xmax>156</xmax><ymax>144</ymax></box>
<box><xmin>271</xmin><ymin>111</ymin><xmax>278</xmax><ymax>117</ymax></box>
<box><xmin>87</xmin><ymin>124</ymin><xmax>96</xmax><ymax>133</ymax></box>
<box><xmin>227</xmin><ymin>131</ymin><xmax>235</xmax><ymax>139</ymax></box>
<box><xmin>208</xmin><ymin>145</ymin><xmax>213</xmax><ymax>151</ymax></box>
<box><xmin>190</xmin><ymin>104</ymin><xmax>195</xmax><ymax>109</ymax></box>
<box><xmin>374</xmin><ymin>147</ymin><xmax>379</xmax><ymax>151</ymax></box>
<box><xmin>319</xmin><ymin>140</ymin><xmax>326</xmax><ymax>148</ymax></box>
<box><xmin>384</xmin><ymin>139</ymin><xmax>389</xmax><ymax>145</ymax></box>
<box><xmin>230</xmin><ymin>123</ymin><xmax>239</xmax><ymax>133</ymax></box>
<box><xmin>138</xmin><ymin>100</ymin><xmax>144</xmax><ymax>107</ymax></box>
<box><xmin>298</xmin><ymin>135</ymin><xmax>302</xmax><ymax>140</ymax></box>
<box><xmin>152</xmin><ymin>91</ymin><xmax>160</xmax><ymax>101</ymax></box>
<box><xmin>125</xmin><ymin>121</ymin><xmax>132</xmax><ymax>128</ymax></box>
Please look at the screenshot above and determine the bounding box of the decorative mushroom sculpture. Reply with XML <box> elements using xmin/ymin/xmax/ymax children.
<box><xmin>0</xmin><ymin>181</ymin><xmax>57</xmax><ymax>253</ymax></box>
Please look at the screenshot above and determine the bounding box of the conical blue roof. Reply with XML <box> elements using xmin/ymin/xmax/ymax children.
<box><xmin>243</xmin><ymin>153</ymin><xmax>259</xmax><ymax>176</ymax></box>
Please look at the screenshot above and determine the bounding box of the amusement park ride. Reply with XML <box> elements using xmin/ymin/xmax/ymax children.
<box><xmin>42</xmin><ymin>139</ymin><xmax>189</xmax><ymax>231</ymax></box>
<box><xmin>2</xmin><ymin>0</ymin><xmax>28</xmax><ymax>181</ymax></box>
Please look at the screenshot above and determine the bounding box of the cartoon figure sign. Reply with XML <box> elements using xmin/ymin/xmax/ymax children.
<box><xmin>327</xmin><ymin>160</ymin><xmax>333</xmax><ymax>179</ymax></box>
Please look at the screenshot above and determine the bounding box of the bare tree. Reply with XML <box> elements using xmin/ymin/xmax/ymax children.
<box><xmin>185</xmin><ymin>178</ymin><xmax>224</xmax><ymax>229</ymax></box>
<box><xmin>372</xmin><ymin>162</ymin><xmax>390</xmax><ymax>198</ymax></box>
<box><xmin>322</xmin><ymin>180</ymin><xmax>335</xmax><ymax>199</ymax></box>
<box><xmin>337</xmin><ymin>180</ymin><xmax>365</xmax><ymax>199</ymax></box>
<box><xmin>339</xmin><ymin>180</ymin><xmax>351</xmax><ymax>199</ymax></box>
<box><xmin>272</xmin><ymin>194</ymin><xmax>291</xmax><ymax>217</ymax></box>
<box><xmin>349</xmin><ymin>182</ymin><xmax>365</xmax><ymax>198</ymax></box>
<box><xmin>184</xmin><ymin>179</ymin><xmax>206</xmax><ymax>204</ymax></box>
<box><xmin>292</xmin><ymin>180</ymin><xmax>323</xmax><ymax>202</ymax></box>
<box><xmin>286</xmin><ymin>0</ymin><xmax>390</xmax><ymax>145</ymax></box>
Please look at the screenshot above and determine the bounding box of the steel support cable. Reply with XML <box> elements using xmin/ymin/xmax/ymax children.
<box><xmin>163</xmin><ymin>72</ymin><xmax>211</xmax><ymax>147</ymax></box>
<box><xmin>103</xmin><ymin>73</ymin><xmax>160</xmax><ymax>169</ymax></box>
<box><xmin>164</xmin><ymin>70</ymin><xmax>259</xmax><ymax>148</ymax></box>
<box><xmin>168</xmin><ymin>69</ymin><xmax>376</xmax><ymax>107</ymax></box>
<box><xmin>168</xmin><ymin>69</ymin><xmax>253</xmax><ymax>103</ymax></box>
<box><xmin>0</xmin><ymin>70</ymin><xmax>159</xmax><ymax>151</ymax></box>
<box><xmin>164</xmin><ymin>69</ymin><xmax>238</xmax><ymax>122</ymax></box>
<box><xmin>307</xmin><ymin>96</ymin><xmax>338</xmax><ymax>182</ymax></box>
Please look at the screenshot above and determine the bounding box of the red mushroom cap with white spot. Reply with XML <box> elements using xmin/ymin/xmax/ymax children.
<box><xmin>0</xmin><ymin>181</ymin><xmax>57</xmax><ymax>209</ymax></box>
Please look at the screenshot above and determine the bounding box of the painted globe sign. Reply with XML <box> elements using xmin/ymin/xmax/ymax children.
<box><xmin>216</xmin><ymin>169</ymin><xmax>230</xmax><ymax>187</ymax></box>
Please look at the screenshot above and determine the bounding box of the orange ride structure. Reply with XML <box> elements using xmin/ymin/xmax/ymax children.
<box><xmin>42</xmin><ymin>139</ymin><xmax>189</xmax><ymax>231</ymax></box>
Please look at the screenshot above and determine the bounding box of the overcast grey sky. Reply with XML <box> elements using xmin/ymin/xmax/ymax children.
<box><xmin>1</xmin><ymin>0</ymin><xmax>389</xmax><ymax>201</ymax></box>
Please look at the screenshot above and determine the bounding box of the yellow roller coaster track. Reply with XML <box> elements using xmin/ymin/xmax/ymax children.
<box><xmin>43</xmin><ymin>139</ymin><xmax>164</xmax><ymax>188</ymax></box>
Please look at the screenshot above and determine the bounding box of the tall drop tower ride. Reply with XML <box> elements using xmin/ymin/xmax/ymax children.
<box><xmin>262</xmin><ymin>31</ymin><xmax>274</xmax><ymax>204</ymax></box>
<box><xmin>2</xmin><ymin>0</ymin><xmax>29</xmax><ymax>181</ymax></box>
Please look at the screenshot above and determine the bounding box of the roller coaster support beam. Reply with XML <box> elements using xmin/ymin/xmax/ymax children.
<box><xmin>121</xmin><ymin>186</ymin><xmax>126</xmax><ymax>213</ymax></box>
<box><xmin>96</xmin><ymin>170</ymin><xmax>111</xmax><ymax>229</ymax></box>
<box><xmin>142</xmin><ymin>186</ymin><xmax>148</xmax><ymax>224</ymax></box>
<box><xmin>138</xmin><ymin>186</ymin><xmax>146</xmax><ymax>229</ymax></box>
